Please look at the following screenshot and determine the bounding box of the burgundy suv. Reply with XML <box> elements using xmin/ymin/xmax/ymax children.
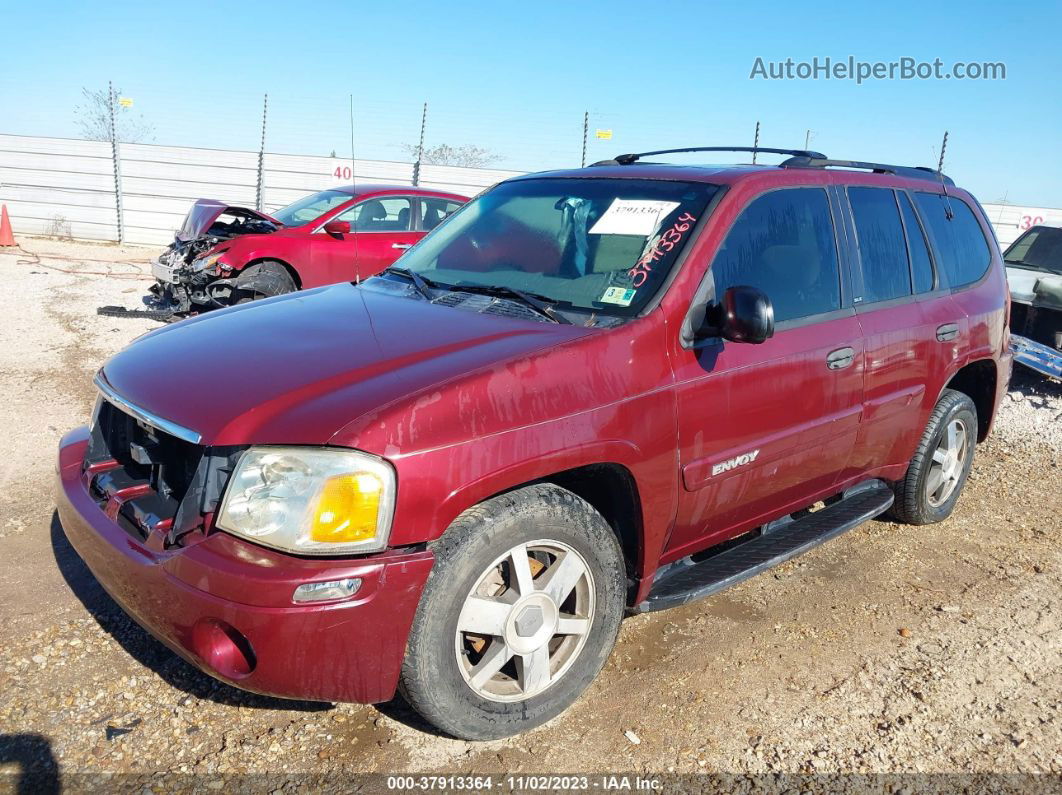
<box><xmin>57</xmin><ymin>146</ymin><xmax>1011</xmax><ymax>740</ymax></box>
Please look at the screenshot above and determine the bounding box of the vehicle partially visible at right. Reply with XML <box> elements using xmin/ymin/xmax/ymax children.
<box><xmin>1004</xmin><ymin>225</ymin><xmax>1062</xmax><ymax>378</ymax></box>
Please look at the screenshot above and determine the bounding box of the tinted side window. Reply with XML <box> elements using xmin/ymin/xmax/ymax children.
<box><xmin>913</xmin><ymin>193</ymin><xmax>991</xmax><ymax>288</ymax></box>
<box><xmin>848</xmin><ymin>187</ymin><xmax>911</xmax><ymax>303</ymax></box>
<box><xmin>710</xmin><ymin>188</ymin><xmax>840</xmax><ymax>323</ymax></box>
<box><xmin>899</xmin><ymin>192</ymin><xmax>935</xmax><ymax>292</ymax></box>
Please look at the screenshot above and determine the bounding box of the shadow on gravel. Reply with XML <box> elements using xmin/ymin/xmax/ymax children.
<box><xmin>1009</xmin><ymin>367</ymin><xmax>1062</xmax><ymax>400</ymax></box>
<box><xmin>49</xmin><ymin>512</ymin><xmax>330</xmax><ymax>713</ymax></box>
<box><xmin>374</xmin><ymin>694</ymin><xmax>453</xmax><ymax>739</ymax></box>
<box><xmin>0</xmin><ymin>733</ymin><xmax>59</xmax><ymax>795</ymax></box>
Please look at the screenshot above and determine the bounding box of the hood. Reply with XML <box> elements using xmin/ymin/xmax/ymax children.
<box><xmin>99</xmin><ymin>283</ymin><xmax>595</xmax><ymax>447</ymax></box>
<box><xmin>176</xmin><ymin>199</ymin><xmax>280</xmax><ymax>242</ymax></box>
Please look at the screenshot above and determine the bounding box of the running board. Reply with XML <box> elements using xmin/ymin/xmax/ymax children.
<box><xmin>634</xmin><ymin>479</ymin><xmax>894</xmax><ymax>614</ymax></box>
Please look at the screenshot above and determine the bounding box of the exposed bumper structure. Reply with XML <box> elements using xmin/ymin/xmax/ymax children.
<box><xmin>56</xmin><ymin>427</ymin><xmax>433</xmax><ymax>704</ymax></box>
<box><xmin>1011</xmin><ymin>333</ymin><xmax>1062</xmax><ymax>379</ymax></box>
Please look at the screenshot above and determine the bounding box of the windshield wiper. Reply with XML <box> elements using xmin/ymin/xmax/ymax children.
<box><xmin>383</xmin><ymin>266</ymin><xmax>439</xmax><ymax>300</ymax></box>
<box><xmin>449</xmin><ymin>283</ymin><xmax>573</xmax><ymax>324</ymax></box>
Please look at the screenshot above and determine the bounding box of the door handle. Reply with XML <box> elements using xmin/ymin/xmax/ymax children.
<box><xmin>936</xmin><ymin>323</ymin><xmax>959</xmax><ymax>342</ymax></box>
<box><xmin>826</xmin><ymin>347</ymin><xmax>855</xmax><ymax>370</ymax></box>
<box><xmin>391</xmin><ymin>243</ymin><xmax>412</xmax><ymax>250</ymax></box>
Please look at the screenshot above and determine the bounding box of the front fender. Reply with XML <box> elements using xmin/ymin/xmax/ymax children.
<box><xmin>385</xmin><ymin>410</ymin><xmax>679</xmax><ymax>589</ymax></box>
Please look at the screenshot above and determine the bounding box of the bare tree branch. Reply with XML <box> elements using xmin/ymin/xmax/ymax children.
<box><xmin>73</xmin><ymin>87</ymin><xmax>155</xmax><ymax>143</ymax></box>
<box><xmin>402</xmin><ymin>143</ymin><xmax>500</xmax><ymax>168</ymax></box>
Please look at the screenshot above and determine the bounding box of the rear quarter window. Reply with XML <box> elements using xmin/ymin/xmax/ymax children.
<box><xmin>913</xmin><ymin>193</ymin><xmax>992</xmax><ymax>289</ymax></box>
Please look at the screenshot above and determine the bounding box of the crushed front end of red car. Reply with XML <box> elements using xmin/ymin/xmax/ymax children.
<box><xmin>143</xmin><ymin>200</ymin><xmax>281</xmax><ymax>316</ymax></box>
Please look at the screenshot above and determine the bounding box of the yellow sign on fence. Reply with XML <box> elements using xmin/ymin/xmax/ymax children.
<box><xmin>595</xmin><ymin>129</ymin><xmax>613</xmax><ymax>140</ymax></box>
<box><xmin>118</xmin><ymin>97</ymin><xmax>134</xmax><ymax>108</ymax></box>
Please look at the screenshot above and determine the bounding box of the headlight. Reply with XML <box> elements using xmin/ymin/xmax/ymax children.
<box><xmin>191</xmin><ymin>252</ymin><xmax>226</xmax><ymax>272</ymax></box>
<box><xmin>216</xmin><ymin>446</ymin><xmax>396</xmax><ymax>555</ymax></box>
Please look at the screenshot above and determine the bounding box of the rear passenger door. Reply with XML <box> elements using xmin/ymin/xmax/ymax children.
<box><xmin>841</xmin><ymin>186</ymin><xmax>962</xmax><ymax>477</ymax></box>
<box><xmin>667</xmin><ymin>186</ymin><xmax>864</xmax><ymax>557</ymax></box>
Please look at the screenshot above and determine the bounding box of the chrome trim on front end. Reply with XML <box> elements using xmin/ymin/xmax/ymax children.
<box><xmin>93</xmin><ymin>371</ymin><xmax>203</xmax><ymax>445</ymax></box>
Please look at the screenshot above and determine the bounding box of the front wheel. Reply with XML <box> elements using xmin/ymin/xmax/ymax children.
<box><xmin>232</xmin><ymin>260</ymin><xmax>296</xmax><ymax>304</ymax></box>
<box><xmin>889</xmin><ymin>388</ymin><xmax>978</xmax><ymax>525</ymax></box>
<box><xmin>400</xmin><ymin>484</ymin><xmax>626</xmax><ymax>740</ymax></box>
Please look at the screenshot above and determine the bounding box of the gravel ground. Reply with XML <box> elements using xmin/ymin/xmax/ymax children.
<box><xmin>0</xmin><ymin>238</ymin><xmax>1059</xmax><ymax>792</ymax></box>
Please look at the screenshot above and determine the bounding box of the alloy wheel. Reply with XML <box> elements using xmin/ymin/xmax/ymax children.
<box><xmin>926</xmin><ymin>418</ymin><xmax>968</xmax><ymax>508</ymax></box>
<box><xmin>454</xmin><ymin>540</ymin><xmax>595</xmax><ymax>702</ymax></box>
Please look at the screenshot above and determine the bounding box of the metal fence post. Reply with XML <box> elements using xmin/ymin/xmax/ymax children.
<box><xmin>752</xmin><ymin>120</ymin><xmax>760</xmax><ymax>164</ymax></box>
<box><xmin>581</xmin><ymin>111</ymin><xmax>588</xmax><ymax>168</ymax></box>
<box><xmin>256</xmin><ymin>94</ymin><xmax>268</xmax><ymax>211</ymax></box>
<box><xmin>108</xmin><ymin>81</ymin><xmax>124</xmax><ymax>243</ymax></box>
<box><xmin>412</xmin><ymin>102</ymin><xmax>427</xmax><ymax>186</ymax></box>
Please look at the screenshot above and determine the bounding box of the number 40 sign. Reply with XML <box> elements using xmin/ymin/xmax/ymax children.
<box><xmin>329</xmin><ymin>160</ymin><xmax>354</xmax><ymax>182</ymax></box>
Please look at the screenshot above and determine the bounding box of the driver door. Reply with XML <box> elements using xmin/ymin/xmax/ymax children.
<box><xmin>665</xmin><ymin>186</ymin><xmax>864</xmax><ymax>558</ymax></box>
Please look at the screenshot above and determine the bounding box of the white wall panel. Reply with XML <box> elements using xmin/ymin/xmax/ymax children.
<box><xmin>11</xmin><ymin>133</ymin><xmax>1060</xmax><ymax>253</ymax></box>
<box><xmin>981</xmin><ymin>203</ymin><xmax>1062</xmax><ymax>249</ymax></box>
<box><xmin>0</xmin><ymin>134</ymin><xmax>112</xmax><ymax>158</ymax></box>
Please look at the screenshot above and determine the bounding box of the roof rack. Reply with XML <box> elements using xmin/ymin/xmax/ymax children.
<box><xmin>780</xmin><ymin>156</ymin><xmax>954</xmax><ymax>186</ymax></box>
<box><xmin>591</xmin><ymin>146</ymin><xmax>827</xmax><ymax>167</ymax></box>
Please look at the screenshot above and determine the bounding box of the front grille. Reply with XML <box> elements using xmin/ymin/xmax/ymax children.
<box><xmin>85</xmin><ymin>399</ymin><xmax>205</xmax><ymax>542</ymax></box>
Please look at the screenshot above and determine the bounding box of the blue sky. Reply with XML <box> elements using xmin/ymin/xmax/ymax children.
<box><xmin>2</xmin><ymin>0</ymin><xmax>1060</xmax><ymax>205</ymax></box>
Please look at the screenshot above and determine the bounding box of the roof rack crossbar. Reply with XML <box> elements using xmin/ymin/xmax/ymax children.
<box><xmin>593</xmin><ymin>146</ymin><xmax>827</xmax><ymax>167</ymax></box>
<box><xmin>781</xmin><ymin>156</ymin><xmax>954</xmax><ymax>186</ymax></box>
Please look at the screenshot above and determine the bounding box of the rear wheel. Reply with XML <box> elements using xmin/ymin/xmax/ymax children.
<box><xmin>233</xmin><ymin>260</ymin><xmax>296</xmax><ymax>304</ymax></box>
<box><xmin>889</xmin><ymin>388</ymin><xmax>977</xmax><ymax>525</ymax></box>
<box><xmin>400</xmin><ymin>484</ymin><xmax>626</xmax><ymax>740</ymax></box>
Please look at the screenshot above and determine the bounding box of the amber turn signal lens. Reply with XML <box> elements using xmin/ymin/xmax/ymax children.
<box><xmin>310</xmin><ymin>472</ymin><xmax>383</xmax><ymax>543</ymax></box>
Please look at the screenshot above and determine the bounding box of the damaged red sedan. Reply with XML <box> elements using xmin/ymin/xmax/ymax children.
<box><xmin>147</xmin><ymin>185</ymin><xmax>467</xmax><ymax>315</ymax></box>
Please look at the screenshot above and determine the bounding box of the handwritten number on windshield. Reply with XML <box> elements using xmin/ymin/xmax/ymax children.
<box><xmin>628</xmin><ymin>213</ymin><xmax>697</xmax><ymax>287</ymax></box>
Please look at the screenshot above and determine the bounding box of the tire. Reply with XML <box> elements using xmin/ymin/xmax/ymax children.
<box><xmin>400</xmin><ymin>483</ymin><xmax>626</xmax><ymax>740</ymax></box>
<box><xmin>233</xmin><ymin>260</ymin><xmax>296</xmax><ymax>304</ymax></box>
<box><xmin>889</xmin><ymin>388</ymin><xmax>978</xmax><ymax>525</ymax></box>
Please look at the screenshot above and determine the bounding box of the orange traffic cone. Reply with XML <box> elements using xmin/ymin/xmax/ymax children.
<box><xmin>0</xmin><ymin>205</ymin><xmax>15</xmax><ymax>247</ymax></box>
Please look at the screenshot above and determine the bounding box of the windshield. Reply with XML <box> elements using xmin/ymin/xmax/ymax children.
<box><xmin>271</xmin><ymin>190</ymin><xmax>352</xmax><ymax>226</ymax></box>
<box><xmin>1004</xmin><ymin>226</ymin><xmax>1062</xmax><ymax>274</ymax></box>
<box><xmin>392</xmin><ymin>177</ymin><xmax>718</xmax><ymax>315</ymax></box>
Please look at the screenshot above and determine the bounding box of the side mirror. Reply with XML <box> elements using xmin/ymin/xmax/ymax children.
<box><xmin>323</xmin><ymin>220</ymin><xmax>351</xmax><ymax>236</ymax></box>
<box><xmin>717</xmin><ymin>285</ymin><xmax>774</xmax><ymax>344</ymax></box>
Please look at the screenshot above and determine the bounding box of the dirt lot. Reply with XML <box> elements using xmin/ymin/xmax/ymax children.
<box><xmin>0</xmin><ymin>238</ymin><xmax>1059</xmax><ymax>791</ymax></box>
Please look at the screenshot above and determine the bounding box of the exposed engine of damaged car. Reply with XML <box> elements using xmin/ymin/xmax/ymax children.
<box><xmin>146</xmin><ymin>200</ymin><xmax>281</xmax><ymax>316</ymax></box>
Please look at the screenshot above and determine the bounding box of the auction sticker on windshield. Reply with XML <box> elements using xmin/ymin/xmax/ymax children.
<box><xmin>589</xmin><ymin>199</ymin><xmax>680</xmax><ymax>236</ymax></box>
<box><xmin>599</xmin><ymin>286</ymin><xmax>637</xmax><ymax>306</ymax></box>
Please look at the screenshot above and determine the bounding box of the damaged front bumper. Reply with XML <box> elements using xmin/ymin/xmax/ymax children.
<box><xmin>146</xmin><ymin>253</ymin><xmax>239</xmax><ymax>315</ymax></box>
